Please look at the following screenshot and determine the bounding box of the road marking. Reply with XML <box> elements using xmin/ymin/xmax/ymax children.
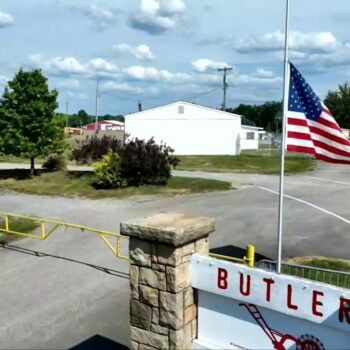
<box><xmin>258</xmin><ymin>186</ymin><xmax>350</xmax><ymax>225</ymax></box>
<box><xmin>303</xmin><ymin>176</ymin><xmax>350</xmax><ymax>186</ymax></box>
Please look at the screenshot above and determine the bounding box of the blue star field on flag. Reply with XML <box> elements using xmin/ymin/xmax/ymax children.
<box><xmin>288</xmin><ymin>63</ymin><xmax>322</xmax><ymax>121</ymax></box>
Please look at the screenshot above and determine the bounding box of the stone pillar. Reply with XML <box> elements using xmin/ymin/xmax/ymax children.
<box><xmin>121</xmin><ymin>213</ymin><xmax>215</xmax><ymax>350</ymax></box>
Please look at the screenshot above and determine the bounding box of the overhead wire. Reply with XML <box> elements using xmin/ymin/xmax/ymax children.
<box><xmin>227</xmin><ymin>98</ymin><xmax>281</xmax><ymax>104</ymax></box>
<box><xmin>182</xmin><ymin>86</ymin><xmax>221</xmax><ymax>101</ymax></box>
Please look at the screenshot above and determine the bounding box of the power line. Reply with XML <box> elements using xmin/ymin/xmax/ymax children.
<box><xmin>227</xmin><ymin>99</ymin><xmax>281</xmax><ymax>104</ymax></box>
<box><xmin>182</xmin><ymin>86</ymin><xmax>221</xmax><ymax>101</ymax></box>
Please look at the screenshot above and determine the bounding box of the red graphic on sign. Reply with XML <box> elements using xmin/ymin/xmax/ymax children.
<box><xmin>239</xmin><ymin>303</ymin><xmax>325</xmax><ymax>350</ymax></box>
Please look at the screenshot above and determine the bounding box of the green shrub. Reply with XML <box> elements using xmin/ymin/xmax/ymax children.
<box><xmin>71</xmin><ymin>135</ymin><xmax>122</xmax><ymax>164</ymax></box>
<box><xmin>42</xmin><ymin>154</ymin><xmax>67</xmax><ymax>171</ymax></box>
<box><xmin>92</xmin><ymin>138</ymin><xmax>179</xmax><ymax>189</ymax></box>
<box><xmin>93</xmin><ymin>150</ymin><xmax>126</xmax><ymax>189</ymax></box>
<box><xmin>119</xmin><ymin>138</ymin><xmax>179</xmax><ymax>186</ymax></box>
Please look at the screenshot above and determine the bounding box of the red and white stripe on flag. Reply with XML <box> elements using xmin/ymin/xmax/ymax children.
<box><xmin>287</xmin><ymin>105</ymin><xmax>350</xmax><ymax>164</ymax></box>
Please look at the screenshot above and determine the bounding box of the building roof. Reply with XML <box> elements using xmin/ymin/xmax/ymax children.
<box><xmin>241</xmin><ymin>125</ymin><xmax>264</xmax><ymax>131</ymax></box>
<box><xmin>124</xmin><ymin>101</ymin><xmax>241</xmax><ymax>120</ymax></box>
<box><xmin>103</xmin><ymin>120</ymin><xmax>125</xmax><ymax>125</ymax></box>
<box><xmin>86</xmin><ymin>120</ymin><xmax>124</xmax><ymax>126</ymax></box>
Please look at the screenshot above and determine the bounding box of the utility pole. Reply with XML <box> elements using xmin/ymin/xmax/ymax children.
<box><xmin>218</xmin><ymin>67</ymin><xmax>232</xmax><ymax>110</ymax></box>
<box><xmin>94</xmin><ymin>80</ymin><xmax>100</xmax><ymax>135</ymax></box>
<box><xmin>65</xmin><ymin>100</ymin><xmax>69</xmax><ymax>129</ymax></box>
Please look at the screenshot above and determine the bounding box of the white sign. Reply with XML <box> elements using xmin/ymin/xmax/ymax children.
<box><xmin>191</xmin><ymin>254</ymin><xmax>350</xmax><ymax>350</ymax></box>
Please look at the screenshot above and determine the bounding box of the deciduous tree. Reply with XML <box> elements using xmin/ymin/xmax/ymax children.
<box><xmin>324</xmin><ymin>83</ymin><xmax>350</xmax><ymax>128</ymax></box>
<box><xmin>0</xmin><ymin>68</ymin><xmax>66</xmax><ymax>175</ymax></box>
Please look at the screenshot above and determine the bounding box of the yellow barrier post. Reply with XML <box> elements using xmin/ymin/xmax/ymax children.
<box><xmin>41</xmin><ymin>221</ymin><xmax>46</xmax><ymax>239</ymax></box>
<box><xmin>244</xmin><ymin>245</ymin><xmax>255</xmax><ymax>267</ymax></box>
<box><xmin>117</xmin><ymin>236</ymin><xmax>122</xmax><ymax>258</ymax></box>
<box><xmin>4</xmin><ymin>214</ymin><xmax>9</xmax><ymax>231</ymax></box>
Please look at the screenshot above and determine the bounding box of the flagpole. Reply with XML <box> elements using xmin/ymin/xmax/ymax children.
<box><xmin>276</xmin><ymin>0</ymin><xmax>291</xmax><ymax>273</ymax></box>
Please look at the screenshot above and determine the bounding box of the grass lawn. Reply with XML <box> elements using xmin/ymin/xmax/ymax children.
<box><xmin>0</xmin><ymin>217</ymin><xmax>39</xmax><ymax>244</ymax></box>
<box><xmin>286</xmin><ymin>256</ymin><xmax>350</xmax><ymax>289</ymax></box>
<box><xmin>0</xmin><ymin>170</ymin><xmax>232</xmax><ymax>199</ymax></box>
<box><xmin>177</xmin><ymin>150</ymin><xmax>316</xmax><ymax>174</ymax></box>
<box><xmin>0</xmin><ymin>155</ymin><xmax>33</xmax><ymax>163</ymax></box>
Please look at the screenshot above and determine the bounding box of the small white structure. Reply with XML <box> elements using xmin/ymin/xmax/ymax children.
<box><xmin>240</xmin><ymin>125</ymin><xmax>265</xmax><ymax>150</ymax></box>
<box><xmin>86</xmin><ymin>120</ymin><xmax>124</xmax><ymax>131</ymax></box>
<box><xmin>125</xmin><ymin>101</ymin><xmax>241</xmax><ymax>155</ymax></box>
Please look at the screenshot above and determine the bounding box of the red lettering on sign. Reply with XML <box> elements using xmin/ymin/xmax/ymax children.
<box><xmin>263</xmin><ymin>278</ymin><xmax>274</xmax><ymax>302</ymax></box>
<box><xmin>217</xmin><ymin>268</ymin><xmax>228</xmax><ymax>290</ymax></box>
<box><xmin>239</xmin><ymin>273</ymin><xmax>251</xmax><ymax>296</ymax></box>
<box><xmin>312</xmin><ymin>291</ymin><xmax>324</xmax><ymax>317</ymax></box>
<box><xmin>287</xmin><ymin>284</ymin><xmax>298</xmax><ymax>310</ymax></box>
<box><xmin>339</xmin><ymin>297</ymin><xmax>350</xmax><ymax>324</ymax></box>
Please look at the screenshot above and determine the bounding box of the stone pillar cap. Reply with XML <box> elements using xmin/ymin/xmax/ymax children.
<box><xmin>121</xmin><ymin>213</ymin><xmax>215</xmax><ymax>247</ymax></box>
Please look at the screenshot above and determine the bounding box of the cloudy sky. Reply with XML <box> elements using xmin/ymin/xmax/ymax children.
<box><xmin>1</xmin><ymin>0</ymin><xmax>350</xmax><ymax>115</ymax></box>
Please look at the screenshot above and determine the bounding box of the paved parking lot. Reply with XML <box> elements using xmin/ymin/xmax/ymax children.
<box><xmin>0</xmin><ymin>162</ymin><xmax>349</xmax><ymax>348</ymax></box>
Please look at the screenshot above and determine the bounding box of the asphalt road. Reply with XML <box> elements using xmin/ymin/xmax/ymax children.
<box><xmin>0</xmin><ymin>162</ymin><xmax>349</xmax><ymax>348</ymax></box>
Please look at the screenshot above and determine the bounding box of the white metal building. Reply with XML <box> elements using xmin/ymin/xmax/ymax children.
<box><xmin>125</xmin><ymin>101</ymin><xmax>241</xmax><ymax>155</ymax></box>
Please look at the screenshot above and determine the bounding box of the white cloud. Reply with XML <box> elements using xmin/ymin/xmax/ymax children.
<box><xmin>27</xmin><ymin>52</ymin><xmax>282</xmax><ymax>102</ymax></box>
<box><xmin>124</xmin><ymin>65</ymin><xmax>160</xmax><ymax>80</ymax></box>
<box><xmin>89</xmin><ymin>58</ymin><xmax>119</xmax><ymax>73</ymax></box>
<box><xmin>231</xmin><ymin>30</ymin><xmax>350</xmax><ymax>72</ymax></box>
<box><xmin>158</xmin><ymin>0</ymin><xmax>186</xmax><ymax>16</ymax></box>
<box><xmin>235</xmin><ymin>74</ymin><xmax>282</xmax><ymax>87</ymax></box>
<box><xmin>30</xmin><ymin>54</ymin><xmax>88</xmax><ymax>76</ymax></box>
<box><xmin>57</xmin><ymin>79</ymin><xmax>80</xmax><ymax>90</ymax></box>
<box><xmin>29</xmin><ymin>53</ymin><xmax>43</xmax><ymax>64</ymax></box>
<box><xmin>66</xmin><ymin>91</ymin><xmax>87</xmax><ymax>100</ymax></box>
<box><xmin>303</xmin><ymin>43</ymin><xmax>350</xmax><ymax>67</ymax></box>
<box><xmin>100</xmin><ymin>81</ymin><xmax>143</xmax><ymax>94</ymax></box>
<box><xmin>89</xmin><ymin>4</ymin><xmax>114</xmax><ymax>21</ymax></box>
<box><xmin>122</xmin><ymin>63</ymin><xmax>279</xmax><ymax>91</ymax></box>
<box><xmin>50</xmin><ymin>57</ymin><xmax>87</xmax><ymax>75</ymax></box>
<box><xmin>65</xmin><ymin>3</ymin><xmax>118</xmax><ymax>31</ymax></box>
<box><xmin>123</xmin><ymin>65</ymin><xmax>191</xmax><ymax>85</ymax></box>
<box><xmin>0</xmin><ymin>10</ymin><xmax>14</xmax><ymax>28</ymax></box>
<box><xmin>233</xmin><ymin>31</ymin><xmax>340</xmax><ymax>54</ymax></box>
<box><xmin>255</xmin><ymin>68</ymin><xmax>276</xmax><ymax>78</ymax></box>
<box><xmin>29</xmin><ymin>54</ymin><xmax>120</xmax><ymax>79</ymax></box>
<box><xmin>113</xmin><ymin>43</ymin><xmax>154</xmax><ymax>61</ymax></box>
<box><xmin>0</xmin><ymin>75</ymin><xmax>8</xmax><ymax>85</ymax></box>
<box><xmin>130</xmin><ymin>0</ymin><xmax>186</xmax><ymax>34</ymax></box>
<box><xmin>160</xmin><ymin>71</ymin><xmax>192</xmax><ymax>85</ymax></box>
<box><xmin>85</xmin><ymin>4</ymin><xmax>115</xmax><ymax>31</ymax></box>
<box><xmin>272</xmin><ymin>41</ymin><xmax>350</xmax><ymax>70</ymax></box>
<box><xmin>192</xmin><ymin>59</ymin><xmax>230</xmax><ymax>73</ymax></box>
<box><xmin>140</xmin><ymin>0</ymin><xmax>185</xmax><ymax>16</ymax></box>
<box><xmin>140</xmin><ymin>0</ymin><xmax>160</xmax><ymax>15</ymax></box>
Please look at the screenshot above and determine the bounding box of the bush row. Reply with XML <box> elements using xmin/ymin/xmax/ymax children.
<box><xmin>73</xmin><ymin>136</ymin><xmax>179</xmax><ymax>188</ymax></box>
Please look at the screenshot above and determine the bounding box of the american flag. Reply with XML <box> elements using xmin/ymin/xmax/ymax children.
<box><xmin>286</xmin><ymin>63</ymin><xmax>350</xmax><ymax>164</ymax></box>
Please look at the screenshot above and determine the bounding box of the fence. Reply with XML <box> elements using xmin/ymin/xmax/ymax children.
<box><xmin>0</xmin><ymin>211</ymin><xmax>129</xmax><ymax>260</ymax></box>
<box><xmin>209</xmin><ymin>244</ymin><xmax>255</xmax><ymax>267</ymax></box>
<box><xmin>0</xmin><ymin>211</ymin><xmax>256</xmax><ymax>268</ymax></box>
<box><xmin>257</xmin><ymin>259</ymin><xmax>350</xmax><ymax>289</ymax></box>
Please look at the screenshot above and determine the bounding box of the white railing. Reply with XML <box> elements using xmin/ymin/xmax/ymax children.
<box><xmin>257</xmin><ymin>259</ymin><xmax>350</xmax><ymax>289</ymax></box>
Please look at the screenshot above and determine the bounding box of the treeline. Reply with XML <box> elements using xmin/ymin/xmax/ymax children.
<box><xmin>56</xmin><ymin>109</ymin><xmax>125</xmax><ymax>128</ymax></box>
<box><xmin>225</xmin><ymin>82</ymin><xmax>350</xmax><ymax>131</ymax></box>
<box><xmin>226</xmin><ymin>101</ymin><xmax>282</xmax><ymax>132</ymax></box>
<box><xmin>324</xmin><ymin>83</ymin><xmax>350</xmax><ymax>129</ymax></box>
